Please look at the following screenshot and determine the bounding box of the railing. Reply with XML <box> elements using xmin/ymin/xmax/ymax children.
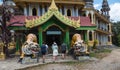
<box><xmin>98</xmin><ymin>26</ymin><xmax>108</xmax><ymax>32</ymax></box>
<box><xmin>94</xmin><ymin>9</ymin><xmax>110</xmax><ymax>23</ymax></box>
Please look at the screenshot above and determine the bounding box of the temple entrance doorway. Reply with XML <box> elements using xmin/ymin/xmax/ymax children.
<box><xmin>46</xmin><ymin>35</ymin><xmax>61</xmax><ymax>46</ymax></box>
<box><xmin>45</xmin><ymin>26</ymin><xmax>63</xmax><ymax>53</ymax></box>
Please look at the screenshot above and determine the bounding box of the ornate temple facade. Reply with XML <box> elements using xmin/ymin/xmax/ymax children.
<box><xmin>7</xmin><ymin>0</ymin><xmax>112</xmax><ymax>51</ymax></box>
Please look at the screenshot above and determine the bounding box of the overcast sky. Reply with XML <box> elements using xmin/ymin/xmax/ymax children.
<box><xmin>0</xmin><ymin>0</ymin><xmax>120</xmax><ymax>22</ymax></box>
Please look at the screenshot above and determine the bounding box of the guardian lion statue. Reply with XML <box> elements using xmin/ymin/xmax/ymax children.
<box><xmin>18</xmin><ymin>33</ymin><xmax>40</xmax><ymax>63</ymax></box>
<box><xmin>70</xmin><ymin>33</ymin><xmax>89</xmax><ymax>59</ymax></box>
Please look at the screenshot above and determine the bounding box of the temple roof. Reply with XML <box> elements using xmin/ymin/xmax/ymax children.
<box><xmin>24</xmin><ymin>0</ymin><xmax>80</xmax><ymax>28</ymax></box>
<box><xmin>9</xmin><ymin>16</ymin><xmax>95</xmax><ymax>27</ymax></box>
<box><xmin>9</xmin><ymin>0</ymin><xmax>95</xmax><ymax>28</ymax></box>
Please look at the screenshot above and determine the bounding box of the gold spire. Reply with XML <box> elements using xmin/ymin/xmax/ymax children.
<box><xmin>49</xmin><ymin>0</ymin><xmax>58</xmax><ymax>10</ymax></box>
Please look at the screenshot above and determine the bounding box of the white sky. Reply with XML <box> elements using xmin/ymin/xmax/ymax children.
<box><xmin>94</xmin><ymin>2</ymin><xmax>120</xmax><ymax>22</ymax></box>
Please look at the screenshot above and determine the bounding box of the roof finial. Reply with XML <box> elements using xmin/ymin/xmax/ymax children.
<box><xmin>49</xmin><ymin>0</ymin><xmax>58</xmax><ymax>10</ymax></box>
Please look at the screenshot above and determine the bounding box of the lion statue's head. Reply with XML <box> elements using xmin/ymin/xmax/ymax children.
<box><xmin>26</xmin><ymin>33</ymin><xmax>37</xmax><ymax>43</ymax></box>
<box><xmin>71</xmin><ymin>33</ymin><xmax>83</xmax><ymax>48</ymax></box>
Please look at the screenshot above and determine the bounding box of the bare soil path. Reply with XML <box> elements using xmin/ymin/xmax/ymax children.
<box><xmin>19</xmin><ymin>48</ymin><xmax>120</xmax><ymax>70</ymax></box>
<box><xmin>84</xmin><ymin>49</ymin><xmax>120</xmax><ymax>70</ymax></box>
<box><xmin>1</xmin><ymin>48</ymin><xmax>120</xmax><ymax>70</ymax></box>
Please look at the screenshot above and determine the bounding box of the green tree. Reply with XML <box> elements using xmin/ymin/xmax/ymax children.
<box><xmin>112</xmin><ymin>21</ymin><xmax>120</xmax><ymax>46</ymax></box>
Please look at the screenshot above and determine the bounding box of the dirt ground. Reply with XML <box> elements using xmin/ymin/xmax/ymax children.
<box><xmin>20</xmin><ymin>48</ymin><xmax>120</xmax><ymax>70</ymax></box>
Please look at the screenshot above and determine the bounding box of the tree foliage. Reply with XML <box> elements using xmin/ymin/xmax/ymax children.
<box><xmin>112</xmin><ymin>21</ymin><xmax>120</xmax><ymax>46</ymax></box>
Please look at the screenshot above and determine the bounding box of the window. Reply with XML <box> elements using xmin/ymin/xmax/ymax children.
<box><xmin>62</xmin><ymin>6</ymin><xmax>64</xmax><ymax>15</ymax></box>
<box><xmin>32</xmin><ymin>8</ymin><xmax>37</xmax><ymax>16</ymax></box>
<box><xmin>45</xmin><ymin>6</ymin><xmax>47</xmax><ymax>12</ymax></box>
<box><xmin>67</xmin><ymin>9</ymin><xmax>71</xmax><ymax>16</ymax></box>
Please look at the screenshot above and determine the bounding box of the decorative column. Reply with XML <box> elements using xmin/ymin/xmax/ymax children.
<box><xmin>93</xmin><ymin>14</ymin><xmax>95</xmax><ymax>24</ymax></box>
<box><xmin>109</xmin><ymin>23</ymin><xmax>112</xmax><ymax>33</ymax></box>
<box><xmin>91</xmin><ymin>12</ymin><xmax>94</xmax><ymax>24</ymax></box>
<box><xmin>29</xmin><ymin>4</ymin><xmax>32</xmax><ymax>16</ymax></box>
<box><xmin>37</xmin><ymin>4</ymin><xmax>40</xmax><ymax>16</ymax></box>
<box><xmin>110</xmin><ymin>35</ymin><xmax>112</xmax><ymax>44</ymax></box>
<box><xmin>38</xmin><ymin>27</ymin><xmax>43</xmax><ymax>46</ymax></box>
<box><xmin>87</xmin><ymin>30</ymin><xmax>89</xmax><ymax>41</ymax></box>
<box><xmin>92</xmin><ymin>31</ymin><xmax>94</xmax><ymax>41</ymax></box>
<box><xmin>72</xmin><ymin>7</ymin><xmax>75</xmax><ymax>16</ymax></box>
<box><xmin>64</xmin><ymin>28</ymin><xmax>70</xmax><ymax>49</ymax></box>
<box><xmin>24</xmin><ymin>5</ymin><xmax>27</xmax><ymax>16</ymax></box>
<box><xmin>109</xmin><ymin>35</ymin><xmax>112</xmax><ymax>45</ymax></box>
<box><xmin>15</xmin><ymin>37</ymin><xmax>20</xmax><ymax>55</ymax></box>
<box><xmin>64</xmin><ymin>7</ymin><xmax>67</xmax><ymax>16</ymax></box>
<box><xmin>85</xmin><ymin>31</ymin><xmax>88</xmax><ymax>42</ymax></box>
<box><xmin>76</xmin><ymin>7</ymin><xmax>78</xmax><ymax>17</ymax></box>
<box><xmin>42</xmin><ymin>5</ymin><xmax>45</xmax><ymax>15</ymax></box>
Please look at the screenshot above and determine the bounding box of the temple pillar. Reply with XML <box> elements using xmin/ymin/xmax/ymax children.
<box><xmin>91</xmin><ymin>12</ymin><xmax>93</xmax><ymax>24</ymax></box>
<box><xmin>87</xmin><ymin>30</ymin><xmax>89</xmax><ymax>41</ymax></box>
<box><xmin>29</xmin><ymin>4</ymin><xmax>32</xmax><ymax>16</ymax></box>
<box><xmin>64</xmin><ymin>7</ymin><xmax>67</xmax><ymax>16</ymax></box>
<box><xmin>85</xmin><ymin>31</ymin><xmax>88</xmax><ymax>42</ymax></box>
<box><xmin>92</xmin><ymin>31</ymin><xmax>94</xmax><ymax>41</ymax></box>
<box><xmin>109</xmin><ymin>23</ymin><xmax>112</xmax><ymax>33</ymax></box>
<box><xmin>24</xmin><ymin>5</ymin><xmax>27</xmax><ymax>16</ymax></box>
<box><xmin>76</xmin><ymin>7</ymin><xmax>78</xmax><ymax>17</ymax></box>
<box><xmin>72</xmin><ymin>8</ymin><xmax>74</xmax><ymax>16</ymax></box>
<box><xmin>37</xmin><ymin>4</ymin><xmax>40</xmax><ymax>16</ymax></box>
<box><xmin>110</xmin><ymin>35</ymin><xmax>112</xmax><ymax>44</ymax></box>
<box><xmin>38</xmin><ymin>27</ymin><xmax>43</xmax><ymax>46</ymax></box>
<box><xmin>42</xmin><ymin>5</ymin><xmax>45</xmax><ymax>15</ymax></box>
<box><xmin>64</xmin><ymin>28</ymin><xmax>70</xmax><ymax>49</ymax></box>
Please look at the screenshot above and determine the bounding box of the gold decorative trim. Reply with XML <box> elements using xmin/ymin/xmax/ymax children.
<box><xmin>49</xmin><ymin>0</ymin><xmax>58</xmax><ymax>10</ymax></box>
<box><xmin>43</xmin><ymin>24</ymin><xmax>65</xmax><ymax>32</ymax></box>
<box><xmin>25</xmin><ymin>0</ymin><xmax>80</xmax><ymax>28</ymax></box>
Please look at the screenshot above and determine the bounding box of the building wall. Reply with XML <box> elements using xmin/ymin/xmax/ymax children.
<box><xmin>14</xmin><ymin>1</ymin><xmax>112</xmax><ymax>46</ymax></box>
<box><xmin>23</xmin><ymin>3</ymin><xmax>84</xmax><ymax>17</ymax></box>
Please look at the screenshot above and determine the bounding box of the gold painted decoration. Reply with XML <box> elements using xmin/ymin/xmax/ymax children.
<box><xmin>25</xmin><ymin>0</ymin><xmax>80</xmax><ymax>28</ymax></box>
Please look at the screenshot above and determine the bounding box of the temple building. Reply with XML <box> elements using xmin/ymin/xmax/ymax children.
<box><xmin>1</xmin><ymin>0</ymin><xmax>112</xmax><ymax>53</ymax></box>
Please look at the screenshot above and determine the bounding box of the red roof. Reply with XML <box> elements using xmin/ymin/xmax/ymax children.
<box><xmin>9</xmin><ymin>16</ymin><xmax>95</xmax><ymax>27</ymax></box>
<box><xmin>9</xmin><ymin>16</ymin><xmax>25</xmax><ymax>26</ymax></box>
<box><xmin>69</xmin><ymin>16</ymin><xmax>96</xmax><ymax>26</ymax></box>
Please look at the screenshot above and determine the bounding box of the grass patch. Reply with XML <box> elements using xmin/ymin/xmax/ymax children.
<box><xmin>89</xmin><ymin>49</ymin><xmax>112</xmax><ymax>59</ymax></box>
<box><xmin>99</xmin><ymin>48</ymin><xmax>112</xmax><ymax>53</ymax></box>
<box><xmin>60</xmin><ymin>61</ymin><xmax>84</xmax><ymax>65</ymax></box>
